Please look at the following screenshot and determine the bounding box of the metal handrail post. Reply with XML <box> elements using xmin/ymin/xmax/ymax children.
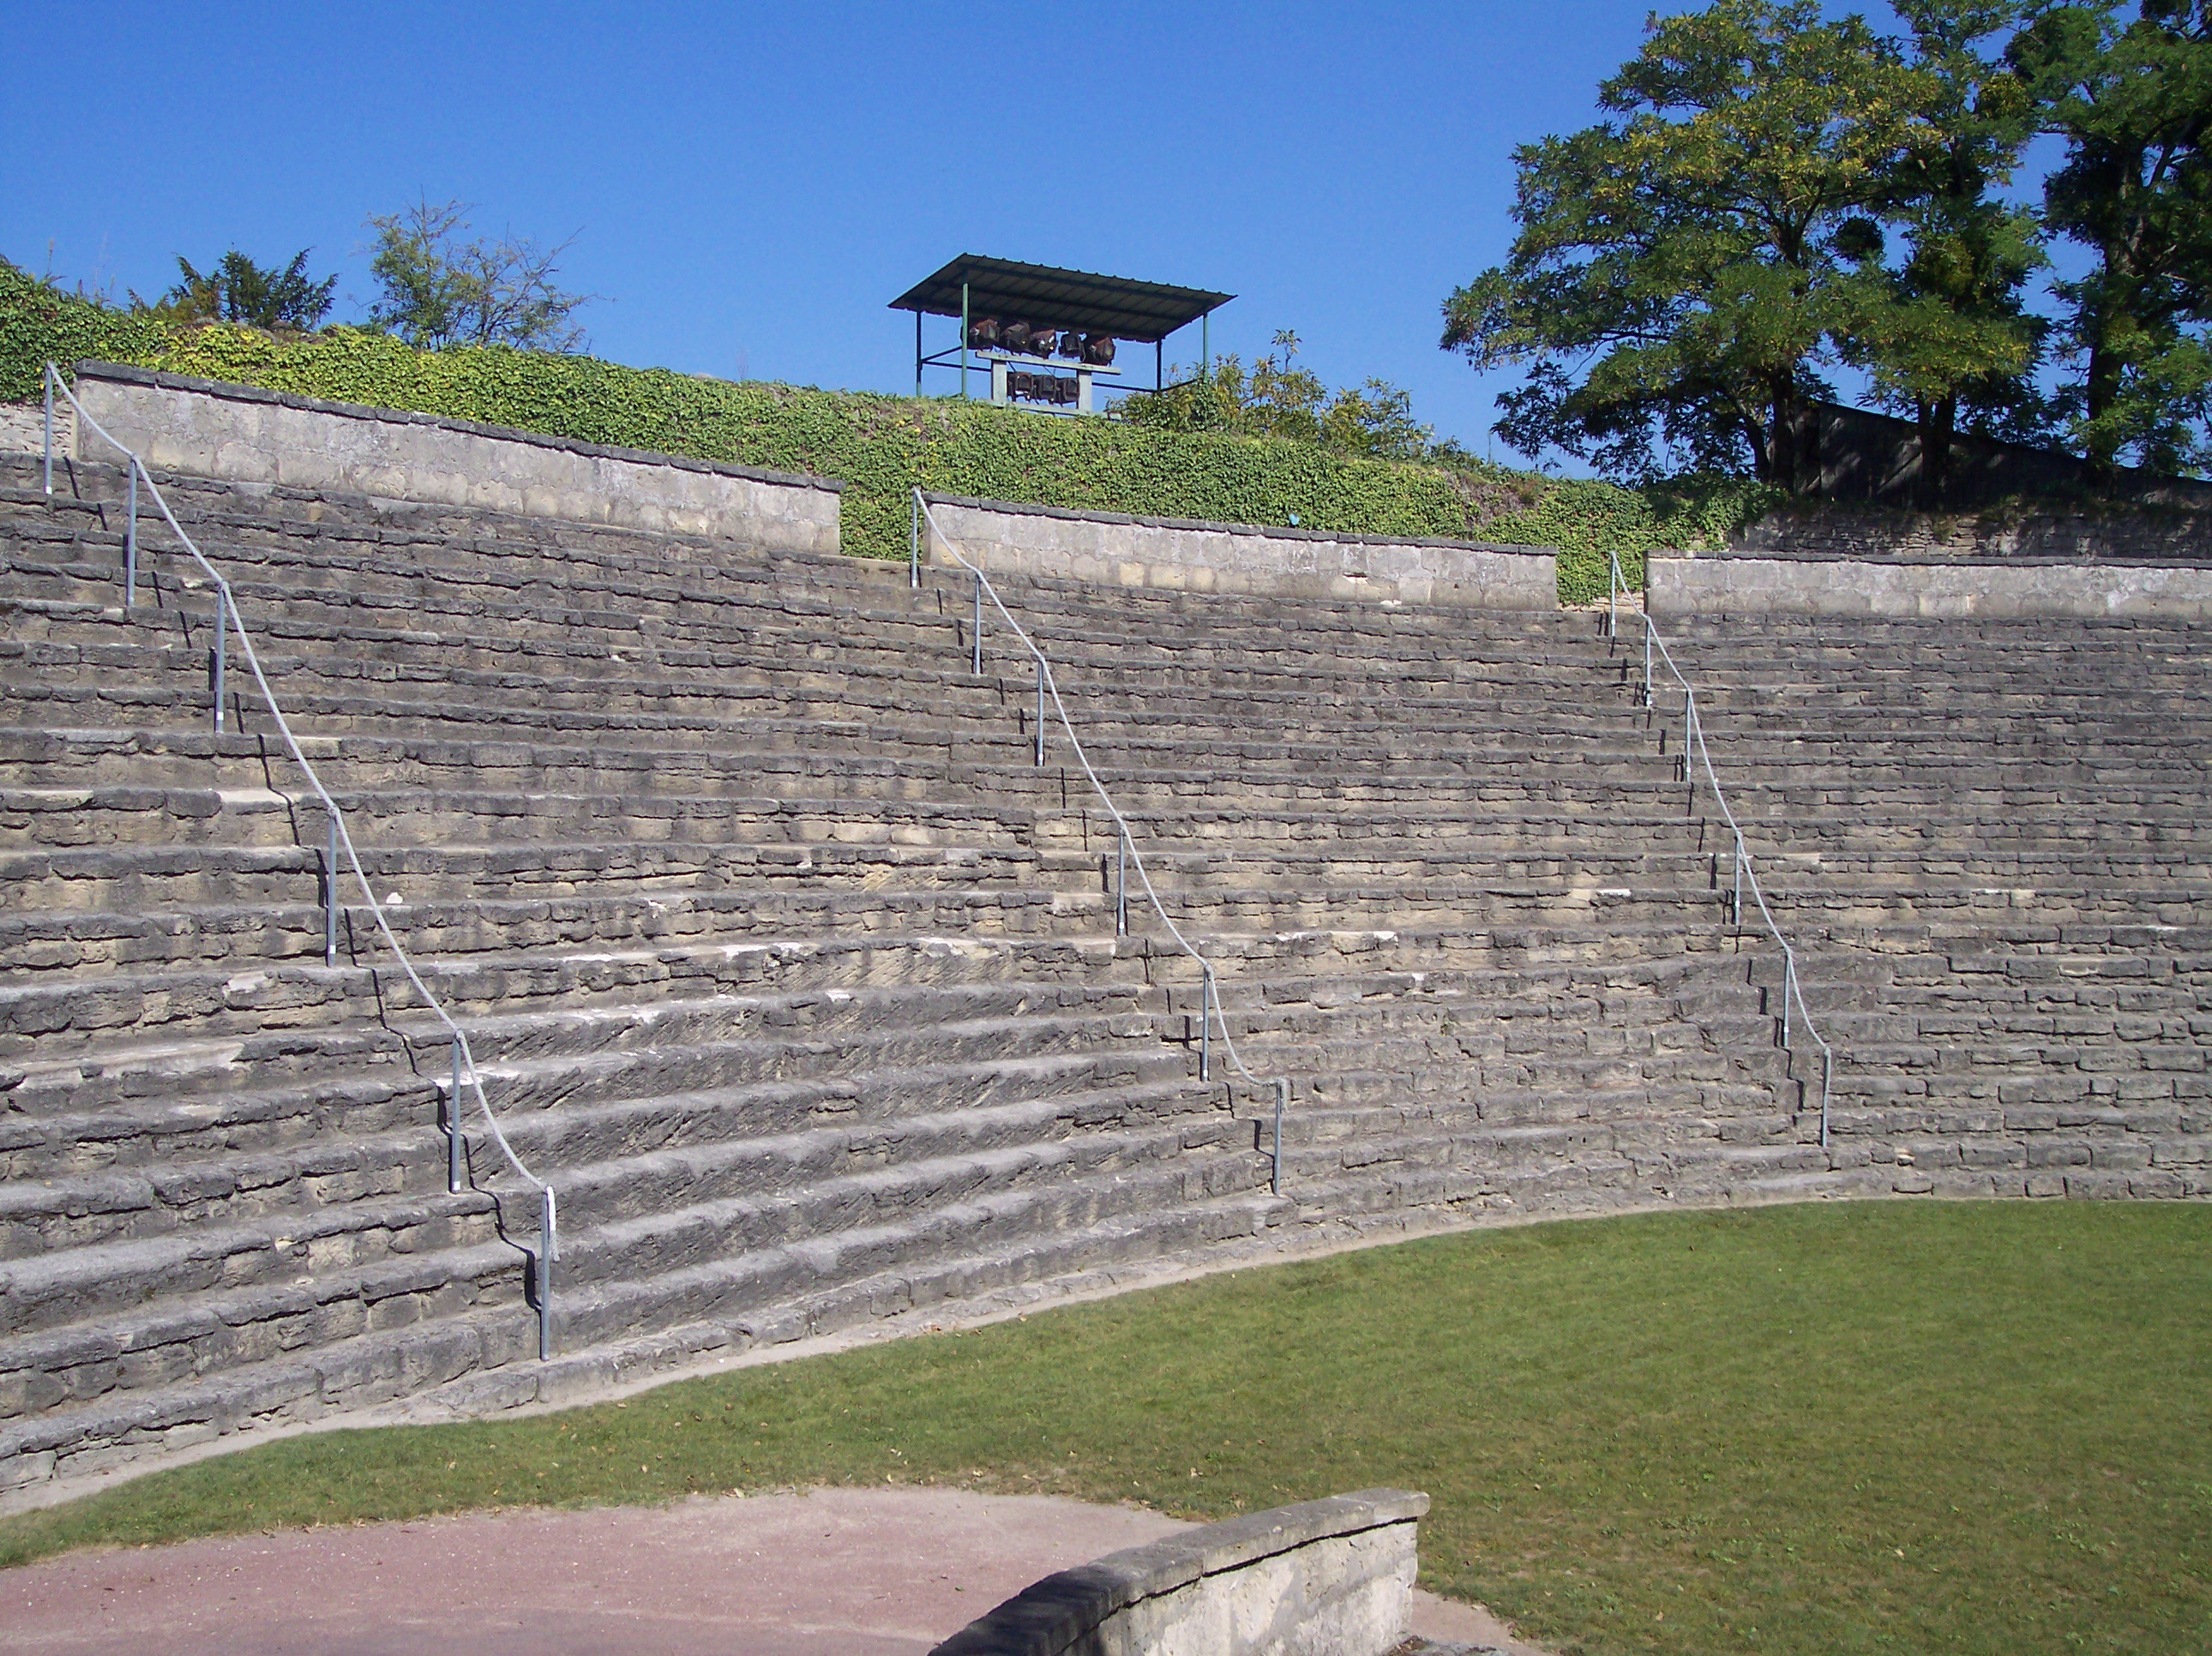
<box><xmin>1608</xmin><ymin>547</ymin><xmax>1620</xmax><ymax>639</ymax></box>
<box><xmin>41</xmin><ymin>364</ymin><xmax>53</xmax><ymax>497</ymax></box>
<box><xmin>123</xmin><ymin>462</ymin><xmax>138</xmax><ymax>609</ymax></box>
<box><xmin>210</xmin><ymin>591</ymin><xmax>227</xmax><ymax>733</ymax></box>
<box><xmin>1642</xmin><ymin>615</ymin><xmax>1654</xmax><ymax>706</ymax></box>
<box><xmin>1271</xmin><ymin>1078</ymin><xmax>1287</xmax><ymax>1196</ymax></box>
<box><xmin>1782</xmin><ymin>957</ymin><xmax>1794</xmax><ymax>1047</ymax></box>
<box><xmin>1820</xmin><ymin>1048</ymin><xmax>1832</xmax><ymax>1147</ymax></box>
<box><xmin>324</xmin><ymin>813</ymin><xmax>340</xmax><ymax>966</ymax></box>
<box><xmin>538</xmin><ymin>1187</ymin><xmax>557</xmax><ymax>1360</ymax></box>
<box><xmin>1035</xmin><ymin>657</ymin><xmax>1046</xmax><ymax>765</ymax></box>
<box><xmin>910</xmin><ymin>490</ymin><xmax>920</xmax><ymax>589</ymax></box>
<box><xmin>1199</xmin><ymin>969</ymin><xmax>1213</xmax><ymax>1082</ymax></box>
<box><xmin>1686</xmin><ymin>696</ymin><xmax>1699</xmax><ymax>807</ymax></box>
<box><xmin>1732</xmin><ymin>834</ymin><xmax>1744</xmax><ymax>928</ymax></box>
<box><xmin>1115</xmin><ymin>828</ymin><xmax>1128</xmax><ymax>937</ymax></box>
<box><xmin>448</xmin><ymin>1036</ymin><xmax>465</xmax><ymax>1194</ymax></box>
<box><xmin>971</xmin><ymin>569</ymin><xmax>983</xmax><ymax>675</ymax></box>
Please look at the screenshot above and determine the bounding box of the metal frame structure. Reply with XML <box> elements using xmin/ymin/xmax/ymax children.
<box><xmin>913</xmin><ymin>489</ymin><xmax>1291</xmax><ymax>1190</ymax></box>
<box><xmin>890</xmin><ymin>254</ymin><xmax>1233</xmax><ymax>408</ymax></box>
<box><xmin>42</xmin><ymin>363</ymin><xmax>563</xmax><ymax>1359</ymax></box>
<box><xmin>1608</xmin><ymin>548</ymin><xmax>1836</xmax><ymax>1144</ymax></box>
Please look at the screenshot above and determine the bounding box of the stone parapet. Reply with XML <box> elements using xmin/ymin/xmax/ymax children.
<box><xmin>1650</xmin><ymin>549</ymin><xmax>2212</xmax><ymax>621</ymax></box>
<box><xmin>924</xmin><ymin>494</ymin><xmax>1557</xmax><ymax>609</ymax></box>
<box><xmin>65</xmin><ymin>362</ymin><xmax>842</xmax><ymax>554</ymax></box>
<box><xmin>0</xmin><ymin>398</ymin><xmax>75</xmax><ymax>459</ymax></box>
<box><xmin>929</xmin><ymin>1489</ymin><xmax>1428</xmax><ymax>1656</ymax></box>
<box><xmin>1731</xmin><ymin>502</ymin><xmax>2212</xmax><ymax>563</ymax></box>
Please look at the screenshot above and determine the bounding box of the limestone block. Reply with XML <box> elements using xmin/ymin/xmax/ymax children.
<box><xmin>922</xmin><ymin>495</ymin><xmax>1557</xmax><ymax>612</ymax></box>
<box><xmin>68</xmin><ymin>363</ymin><xmax>843</xmax><ymax>557</ymax></box>
<box><xmin>1650</xmin><ymin>550</ymin><xmax>2212</xmax><ymax>621</ymax></box>
<box><xmin>931</xmin><ymin>1489</ymin><xmax>1427</xmax><ymax>1656</ymax></box>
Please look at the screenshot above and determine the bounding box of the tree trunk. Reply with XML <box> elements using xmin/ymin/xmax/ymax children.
<box><xmin>1915</xmin><ymin>395</ymin><xmax>1957</xmax><ymax>508</ymax></box>
<box><xmin>1766</xmin><ymin>380</ymin><xmax>1816</xmax><ymax>494</ymax></box>
<box><xmin>1740</xmin><ymin>409</ymin><xmax>1775</xmax><ymax>483</ymax></box>
<box><xmin>2083</xmin><ymin>335</ymin><xmax>2122</xmax><ymax>481</ymax></box>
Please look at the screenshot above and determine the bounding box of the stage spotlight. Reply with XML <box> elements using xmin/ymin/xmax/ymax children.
<box><xmin>1057</xmin><ymin>330</ymin><xmax>1084</xmax><ymax>359</ymax></box>
<box><xmin>966</xmin><ymin>316</ymin><xmax>1001</xmax><ymax>351</ymax></box>
<box><xmin>1001</xmin><ymin>321</ymin><xmax>1033</xmax><ymax>354</ymax></box>
<box><xmin>1082</xmin><ymin>334</ymin><xmax>1116</xmax><ymax>365</ymax></box>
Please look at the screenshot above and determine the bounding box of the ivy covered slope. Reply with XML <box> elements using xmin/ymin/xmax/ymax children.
<box><xmin>1</xmin><ymin>266</ymin><xmax>1770</xmax><ymax>603</ymax></box>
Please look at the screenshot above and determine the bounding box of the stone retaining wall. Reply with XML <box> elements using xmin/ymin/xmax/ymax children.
<box><xmin>0</xmin><ymin>398</ymin><xmax>75</xmax><ymax>459</ymax></box>
<box><xmin>64</xmin><ymin>363</ymin><xmax>843</xmax><ymax>554</ymax></box>
<box><xmin>923</xmin><ymin>494</ymin><xmax>1558</xmax><ymax>609</ymax></box>
<box><xmin>1650</xmin><ymin>549</ymin><xmax>2212</xmax><ymax>621</ymax></box>
<box><xmin>1732</xmin><ymin>502</ymin><xmax>2212</xmax><ymax>563</ymax></box>
<box><xmin>929</xmin><ymin>1490</ymin><xmax>1428</xmax><ymax>1656</ymax></box>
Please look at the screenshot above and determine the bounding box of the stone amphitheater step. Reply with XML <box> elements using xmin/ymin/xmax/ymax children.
<box><xmin>0</xmin><ymin>871</ymin><xmax>1740</xmax><ymax>978</ymax></box>
<box><xmin>0</xmin><ymin>835</ymin><xmax>1763</xmax><ymax>919</ymax></box>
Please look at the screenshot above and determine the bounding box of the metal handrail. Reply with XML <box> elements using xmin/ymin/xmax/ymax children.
<box><xmin>1608</xmin><ymin>546</ymin><xmax>1836</xmax><ymax>1145</ymax></box>
<box><xmin>913</xmin><ymin>489</ymin><xmax>1294</xmax><ymax>1191</ymax></box>
<box><xmin>41</xmin><ymin>363</ymin><xmax>562</xmax><ymax>1358</ymax></box>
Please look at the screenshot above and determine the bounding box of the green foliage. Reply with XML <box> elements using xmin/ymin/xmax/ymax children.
<box><xmin>364</xmin><ymin>197</ymin><xmax>593</xmax><ymax>353</ymax></box>
<box><xmin>1450</xmin><ymin>0</ymin><xmax>2209</xmax><ymax>486</ymax></box>
<box><xmin>1118</xmin><ymin>331</ymin><xmax>1434</xmax><ymax>460</ymax></box>
<box><xmin>145</xmin><ymin>249</ymin><xmax>338</xmax><ymax>332</ymax></box>
<box><xmin>2</xmin><ymin>1203</ymin><xmax>2206</xmax><ymax>1655</ymax></box>
<box><xmin>1836</xmin><ymin>2</ymin><xmax>2053</xmax><ymax>500</ymax></box>
<box><xmin>0</xmin><ymin>259</ymin><xmax>167</xmax><ymax>402</ymax></box>
<box><xmin>1</xmin><ymin>261</ymin><xmax>1773</xmax><ymax>597</ymax></box>
<box><xmin>2009</xmin><ymin>1</ymin><xmax>2212</xmax><ymax>476</ymax></box>
<box><xmin>1444</xmin><ymin>0</ymin><xmax>1941</xmax><ymax>490</ymax></box>
<box><xmin>1483</xmin><ymin>468</ymin><xmax>1782</xmax><ymax>603</ymax></box>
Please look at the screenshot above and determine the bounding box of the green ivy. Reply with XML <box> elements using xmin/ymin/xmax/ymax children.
<box><xmin>3</xmin><ymin>261</ymin><xmax>1776</xmax><ymax>599</ymax></box>
<box><xmin>0</xmin><ymin>268</ymin><xmax>168</xmax><ymax>404</ymax></box>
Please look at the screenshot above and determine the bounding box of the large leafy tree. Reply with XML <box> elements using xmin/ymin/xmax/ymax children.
<box><xmin>2009</xmin><ymin>1</ymin><xmax>2211</xmax><ymax>476</ymax></box>
<box><xmin>1836</xmin><ymin>2</ymin><xmax>2051</xmax><ymax>501</ymax></box>
<box><xmin>1444</xmin><ymin>0</ymin><xmax>1941</xmax><ymax>489</ymax></box>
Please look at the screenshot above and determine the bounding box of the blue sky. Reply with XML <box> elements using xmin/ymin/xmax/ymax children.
<box><xmin>6</xmin><ymin>0</ymin><xmax>2035</xmax><ymax>459</ymax></box>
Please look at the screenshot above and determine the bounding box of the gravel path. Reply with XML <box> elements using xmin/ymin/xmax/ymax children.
<box><xmin>2</xmin><ymin>1486</ymin><xmax>1544</xmax><ymax>1654</ymax></box>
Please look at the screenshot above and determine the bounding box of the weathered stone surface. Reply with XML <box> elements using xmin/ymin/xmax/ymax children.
<box><xmin>0</xmin><ymin>398</ymin><xmax>75</xmax><ymax>460</ymax></box>
<box><xmin>931</xmin><ymin>1489</ymin><xmax>1428</xmax><ymax>1656</ymax></box>
<box><xmin>924</xmin><ymin>495</ymin><xmax>1558</xmax><ymax>610</ymax></box>
<box><xmin>67</xmin><ymin>364</ymin><xmax>843</xmax><ymax>553</ymax></box>
<box><xmin>1650</xmin><ymin>549</ymin><xmax>2212</xmax><ymax>620</ymax></box>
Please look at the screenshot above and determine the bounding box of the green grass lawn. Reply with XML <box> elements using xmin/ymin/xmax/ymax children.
<box><xmin>3</xmin><ymin>1201</ymin><xmax>2205</xmax><ymax>1654</ymax></box>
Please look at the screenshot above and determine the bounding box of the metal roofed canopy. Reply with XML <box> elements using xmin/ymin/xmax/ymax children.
<box><xmin>888</xmin><ymin>255</ymin><xmax>1233</xmax><ymax>344</ymax></box>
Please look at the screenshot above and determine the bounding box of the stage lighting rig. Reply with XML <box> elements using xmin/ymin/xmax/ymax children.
<box><xmin>894</xmin><ymin>255</ymin><xmax>1232</xmax><ymax>416</ymax></box>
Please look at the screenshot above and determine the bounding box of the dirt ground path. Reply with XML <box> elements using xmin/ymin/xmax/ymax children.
<box><xmin>2</xmin><ymin>1486</ymin><xmax>1543</xmax><ymax>1654</ymax></box>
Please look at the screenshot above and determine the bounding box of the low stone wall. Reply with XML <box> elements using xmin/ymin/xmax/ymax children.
<box><xmin>924</xmin><ymin>494</ymin><xmax>1557</xmax><ymax>609</ymax></box>
<box><xmin>1732</xmin><ymin>502</ymin><xmax>2212</xmax><ymax>562</ymax></box>
<box><xmin>0</xmin><ymin>398</ymin><xmax>75</xmax><ymax>459</ymax></box>
<box><xmin>1650</xmin><ymin>549</ymin><xmax>2212</xmax><ymax>621</ymax></box>
<box><xmin>930</xmin><ymin>1489</ymin><xmax>1427</xmax><ymax>1656</ymax></box>
<box><xmin>64</xmin><ymin>363</ymin><xmax>843</xmax><ymax>554</ymax></box>
<box><xmin>1800</xmin><ymin>398</ymin><xmax>2212</xmax><ymax>511</ymax></box>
